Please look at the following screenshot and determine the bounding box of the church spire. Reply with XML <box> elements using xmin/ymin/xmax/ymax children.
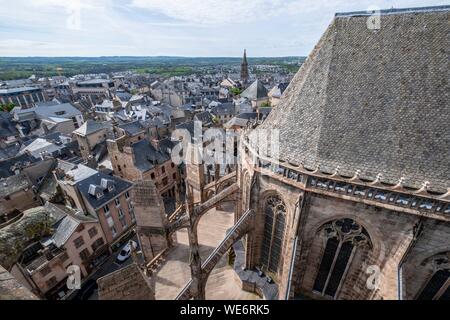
<box><xmin>241</xmin><ymin>48</ymin><xmax>249</xmax><ymax>85</ymax></box>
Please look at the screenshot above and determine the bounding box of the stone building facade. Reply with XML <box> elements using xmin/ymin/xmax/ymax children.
<box><xmin>235</xmin><ymin>7</ymin><xmax>450</xmax><ymax>300</ymax></box>
<box><xmin>55</xmin><ymin>163</ymin><xmax>136</xmax><ymax>248</ymax></box>
<box><xmin>73</xmin><ymin>120</ymin><xmax>109</xmax><ymax>160</ymax></box>
<box><xmin>107</xmin><ymin>134</ymin><xmax>180</xmax><ymax>200</ymax></box>
<box><xmin>11</xmin><ymin>212</ymin><xmax>108</xmax><ymax>299</ymax></box>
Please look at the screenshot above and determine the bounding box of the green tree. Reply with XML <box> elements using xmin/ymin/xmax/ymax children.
<box><xmin>212</xmin><ymin>115</ymin><xmax>220</xmax><ymax>124</ymax></box>
<box><xmin>260</xmin><ymin>101</ymin><xmax>271</xmax><ymax>108</ymax></box>
<box><xmin>229</xmin><ymin>87</ymin><xmax>242</xmax><ymax>96</ymax></box>
<box><xmin>0</xmin><ymin>103</ymin><xmax>15</xmax><ymax>112</ymax></box>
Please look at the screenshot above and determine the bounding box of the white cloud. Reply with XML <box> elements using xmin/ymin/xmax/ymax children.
<box><xmin>128</xmin><ymin>0</ymin><xmax>373</xmax><ymax>25</ymax></box>
<box><xmin>130</xmin><ymin>0</ymin><xmax>448</xmax><ymax>25</ymax></box>
<box><xmin>0</xmin><ymin>0</ymin><xmax>448</xmax><ymax>56</ymax></box>
<box><xmin>130</xmin><ymin>0</ymin><xmax>293</xmax><ymax>24</ymax></box>
<box><xmin>29</xmin><ymin>0</ymin><xmax>105</xmax><ymax>10</ymax></box>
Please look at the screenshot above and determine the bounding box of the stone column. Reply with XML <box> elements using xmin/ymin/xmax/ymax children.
<box><xmin>174</xmin><ymin>183</ymin><xmax>182</xmax><ymax>207</ymax></box>
<box><xmin>186</xmin><ymin>184</ymin><xmax>205</xmax><ymax>300</ymax></box>
<box><xmin>131</xmin><ymin>180</ymin><xmax>170</xmax><ymax>264</ymax></box>
<box><xmin>214</xmin><ymin>164</ymin><xmax>222</xmax><ymax>210</ymax></box>
<box><xmin>185</xmin><ymin>143</ymin><xmax>205</xmax><ymax>203</ymax></box>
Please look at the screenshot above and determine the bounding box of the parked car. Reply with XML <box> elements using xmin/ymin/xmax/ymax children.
<box><xmin>116</xmin><ymin>240</ymin><xmax>138</xmax><ymax>263</ymax></box>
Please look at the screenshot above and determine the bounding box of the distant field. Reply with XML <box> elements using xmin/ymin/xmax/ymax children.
<box><xmin>0</xmin><ymin>56</ymin><xmax>305</xmax><ymax>80</ymax></box>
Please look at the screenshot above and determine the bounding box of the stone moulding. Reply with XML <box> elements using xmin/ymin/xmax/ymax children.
<box><xmin>241</xmin><ymin>139</ymin><xmax>450</xmax><ymax>220</ymax></box>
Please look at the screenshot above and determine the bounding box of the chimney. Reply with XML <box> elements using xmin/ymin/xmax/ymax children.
<box><xmin>86</xmin><ymin>155</ymin><xmax>97</xmax><ymax>169</ymax></box>
<box><xmin>42</xmin><ymin>123</ymin><xmax>49</xmax><ymax>135</ymax></box>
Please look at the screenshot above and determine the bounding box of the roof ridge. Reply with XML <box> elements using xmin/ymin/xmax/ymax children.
<box><xmin>335</xmin><ymin>5</ymin><xmax>450</xmax><ymax>17</ymax></box>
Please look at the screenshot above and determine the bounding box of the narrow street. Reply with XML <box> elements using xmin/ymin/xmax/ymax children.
<box><xmin>81</xmin><ymin>197</ymin><xmax>175</xmax><ymax>300</ymax></box>
<box><xmin>68</xmin><ymin>234</ymin><xmax>139</xmax><ymax>300</ymax></box>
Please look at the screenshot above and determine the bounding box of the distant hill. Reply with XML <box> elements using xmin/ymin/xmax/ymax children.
<box><xmin>0</xmin><ymin>56</ymin><xmax>306</xmax><ymax>80</ymax></box>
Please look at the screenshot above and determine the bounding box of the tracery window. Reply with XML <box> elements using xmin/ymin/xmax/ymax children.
<box><xmin>313</xmin><ymin>218</ymin><xmax>372</xmax><ymax>299</ymax></box>
<box><xmin>260</xmin><ymin>195</ymin><xmax>286</xmax><ymax>273</ymax></box>
<box><xmin>417</xmin><ymin>252</ymin><xmax>450</xmax><ymax>300</ymax></box>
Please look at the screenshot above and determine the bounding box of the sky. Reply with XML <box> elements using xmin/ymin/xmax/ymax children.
<box><xmin>0</xmin><ymin>0</ymin><xmax>447</xmax><ymax>57</ymax></box>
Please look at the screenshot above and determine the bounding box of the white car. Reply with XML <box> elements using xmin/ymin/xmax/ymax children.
<box><xmin>116</xmin><ymin>240</ymin><xmax>138</xmax><ymax>263</ymax></box>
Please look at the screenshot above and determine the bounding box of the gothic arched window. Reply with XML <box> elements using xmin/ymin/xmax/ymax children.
<box><xmin>313</xmin><ymin>218</ymin><xmax>372</xmax><ymax>299</ymax></box>
<box><xmin>417</xmin><ymin>252</ymin><xmax>450</xmax><ymax>300</ymax></box>
<box><xmin>260</xmin><ymin>195</ymin><xmax>286</xmax><ymax>273</ymax></box>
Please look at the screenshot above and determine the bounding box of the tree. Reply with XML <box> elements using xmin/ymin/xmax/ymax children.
<box><xmin>229</xmin><ymin>87</ymin><xmax>242</xmax><ymax>96</ymax></box>
<box><xmin>212</xmin><ymin>115</ymin><xmax>220</xmax><ymax>124</ymax></box>
<box><xmin>0</xmin><ymin>103</ymin><xmax>15</xmax><ymax>112</ymax></box>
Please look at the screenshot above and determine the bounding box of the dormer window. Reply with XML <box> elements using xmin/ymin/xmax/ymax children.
<box><xmin>88</xmin><ymin>184</ymin><xmax>103</xmax><ymax>198</ymax></box>
<box><xmin>101</xmin><ymin>178</ymin><xmax>115</xmax><ymax>192</ymax></box>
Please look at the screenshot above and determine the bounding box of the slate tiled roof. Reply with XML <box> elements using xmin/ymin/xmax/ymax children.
<box><xmin>0</xmin><ymin>153</ymin><xmax>38</xmax><ymax>178</ymax></box>
<box><xmin>268</xmin><ymin>83</ymin><xmax>289</xmax><ymax>99</ymax></box>
<box><xmin>225</xmin><ymin>112</ymin><xmax>258</xmax><ymax>128</ymax></box>
<box><xmin>241</xmin><ymin>80</ymin><xmax>268</xmax><ymax>100</ymax></box>
<box><xmin>15</xmin><ymin>103</ymin><xmax>81</xmax><ymax>122</ymax></box>
<box><xmin>0</xmin><ymin>112</ymin><xmax>19</xmax><ymax>138</ymax></box>
<box><xmin>118</xmin><ymin>121</ymin><xmax>145</xmax><ymax>136</ymax></box>
<box><xmin>210</xmin><ymin>103</ymin><xmax>235</xmax><ymax>116</ymax></box>
<box><xmin>73</xmin><ymin>119</ymin><xmax>107</xmax><ymax>136</ymax></box>
<box><xmin>52</xmin><ymin>215</ymin><xmax>79</xmax><ymax>247</ymax></box>
<box><xmin>0</xmin><ymin>144</ymin><xmax>22</xmax><ymax>161</ymax></box>
<box><xmin>58</xmin><ymin>162</ymin><xmax>97</xmax><ymax>184</ymax></box>
<box><xmin>259</xmin><ymin>7</ymin><xmax>450</xmax><ymax>192</ymax></box>
<box><xmin>115</xmin><ymin>91</ymin><xmax>132</xmax><ymax>102</ymax></box>
<box><xmin>131</xmin><ymin>140</ymin><xmax>171</xmax><ymax>172</ymax></box>
<box><xmin>77</xmin><ymin>172</ymin><xmax>133</xmax><ymax>210</ymax></box>
<box><xmin>158</xmin><ymin>138</ymin><xmax>176</xmax><ymax>156</ymax></box>
<box><xmin>19</xmin><ymin>138</ymin><xmax>65</xmax><ymax>158</ymax></box>
<box><xmin>225</xmin><ymin>110</ymin><xmax>272</xmax><ymax>129</ymax></box>
<box><xmin>0</xmin><ymin>173</ymin><xmax>32</xmax><ymax>198</ymax></box>
<box><xmin>176</xmin><ymin>121</ymin><xmax>195</xmax><ymax>135</ymax></box>
<box><xmin>194</xmin><ymin>111</ymin><xmax>214</xmax><ymax>126</ymax></box>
